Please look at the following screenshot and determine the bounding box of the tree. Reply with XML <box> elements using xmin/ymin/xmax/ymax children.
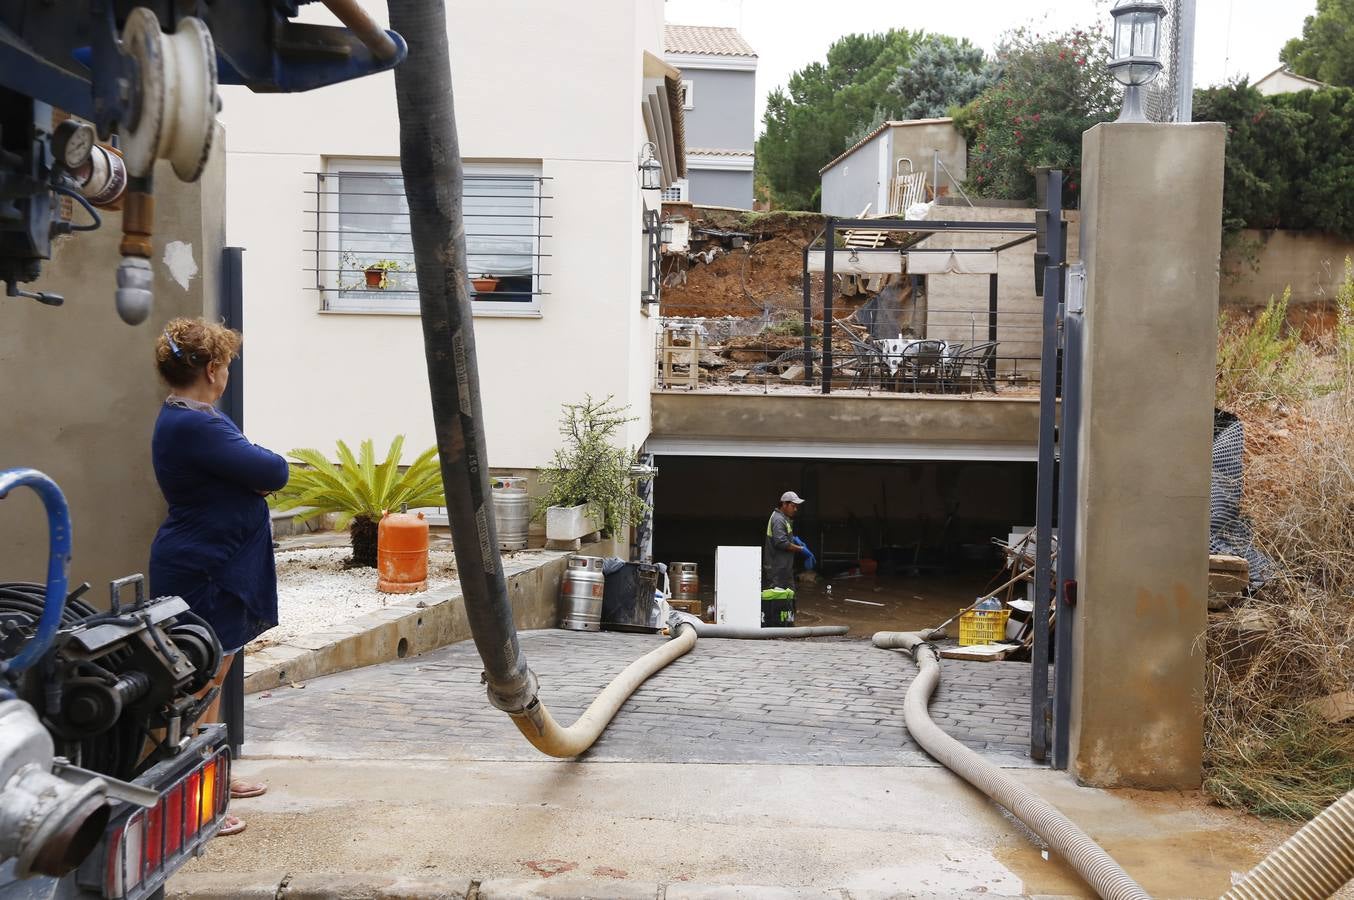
<box><xmin>954</xmin><ymin>27</ymin><xmax>1118</xmax><ymax>206</ymax></box>
<box><xmin>1281</xmin><ymin>0</ymin><xmax>1354</xmax><ymax>88</ymax></box>
<box><xmin>757</xmin><ymin>30</ymin><xmax>924</xmax><ymax>210</ymax></box>
<box><xmin>889</xmin><ymin>35</ymin><xmax>996</xmax><ymax>121</ymax></box>
<box><xmin>1193</xmin><ymin>82</ymin><xmax>1354</xmax><ymax>237</ymax></box>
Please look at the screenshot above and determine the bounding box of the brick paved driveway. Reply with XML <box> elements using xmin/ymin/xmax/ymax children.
<box><xmin>245</xmin><ymin>630</ymin><xmax>1042</xmax><ymax>767</ymax></box>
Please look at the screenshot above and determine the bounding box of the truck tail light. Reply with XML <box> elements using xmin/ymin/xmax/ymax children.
<box><xmin>104</xmin><ymin>749</ymin><xmax>230</xmax><ymax>898</ymax></box>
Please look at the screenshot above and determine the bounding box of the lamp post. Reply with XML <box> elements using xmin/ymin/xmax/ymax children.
<box><xmin>1108</xmin><ymin>0</ymin><xmax>1166</xmax><ymax>123</ymax></box>
<box><xmin>638</xmin><ymin>142</ymin><xmax>662</xmax><ymax>190</ymax></box>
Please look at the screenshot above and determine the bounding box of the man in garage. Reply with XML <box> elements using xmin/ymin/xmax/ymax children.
<box><xmin>762</xmin><ymin>491</ymin><xmax>809</xmax><ymax>625</ymax></box>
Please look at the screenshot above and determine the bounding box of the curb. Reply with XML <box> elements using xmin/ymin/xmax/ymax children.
<box><xmin>243</xmin><ymin>552</ymin><xmax>570</xmax><ymax>693</ymax></box>
<box><xmin>167</xmin><ymin>872</ymin><xmax>1013</xmax><ymax>899</ymax></box>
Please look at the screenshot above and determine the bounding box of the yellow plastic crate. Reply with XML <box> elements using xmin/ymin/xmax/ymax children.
<box><xmin>958</xmin><ymin>608</ymin><xmax>1010</xmax><ymax>646</ymax></box>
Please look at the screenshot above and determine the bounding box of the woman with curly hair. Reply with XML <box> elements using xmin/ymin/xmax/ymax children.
<box><xmin>150</xmin><ymin>317</ymin><xmax>288</xmax><ymax>836</ymax></box>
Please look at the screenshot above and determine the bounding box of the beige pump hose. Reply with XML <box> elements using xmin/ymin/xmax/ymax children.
<box><xmin>1222</xmin><ymin>789</ymin><xmax>1354</xmax><ymax>899</ymax></box>
<box><xmin>508</xmin><ymin>623</ymin><xmax>698</xmax><ymax>757</ymax></box>
<box><xmin>873</xmin><ymin>630</ymin><xmax>1152</xmax><ymax>900</ymax></box>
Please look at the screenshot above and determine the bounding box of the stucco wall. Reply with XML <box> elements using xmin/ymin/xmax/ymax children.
<box><xmin>0</xmin><ymin>156</ymin><xmax>221</xmax><ymax>594</ymax></box>
<box><xmin>681</xmin><ymin>68</ymin><xmax>756</xmax><ymax>152</ymax></box>
<box><xmin>820</xmin><ymin>132</ymin><xmax>888</xmax><ymax>217</ymax></box>
<box><xmin>919</xmin><ymin>205</ymin><xmax>1082</xmax><ymax>364</ymax></box>
<box><xmin>651</xmin><ymin>392</ymin><xmax>1040</xmax><ymax>452</ymax></box>
<box><xmin>218</xmin><ymin>0</ymin><xmax>661</xmax><ymax>469</ymax></box>
<box><xmin>688</xmin><ymin>169</ymin><xmax>753</xmax><ymax>209</ymax></box>
<box><xmin>892</xmin><ymin>121</ymin><xmax>967</xmax><ymax>193</ymax></box>
<box><xmin>1221</xmin><ymin>228</ymin><xmax>1354</xmax><ymax>311</ymax></box>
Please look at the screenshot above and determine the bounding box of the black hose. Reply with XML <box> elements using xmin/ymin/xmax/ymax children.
<box><xmin>388</xmin><ymin>0</ymin><xmax>536</xmax><ymax>714</ymax></box>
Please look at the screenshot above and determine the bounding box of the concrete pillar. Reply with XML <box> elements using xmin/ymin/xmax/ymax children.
<box><xmin>1069</xmin><ymin>123</ymin><xmax>1225</xmax><ymax>789</ymax></box>
<box><xmin>0</xmin><ymin>151</ymin><xmax>222</xmax><ymax>599</ymax></box>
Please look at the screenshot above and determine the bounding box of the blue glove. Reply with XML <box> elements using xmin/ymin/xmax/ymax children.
<box><xmin>792</xmin><ymin>537</ymin><xmax>816</xmax><ymax>571</ymax></box>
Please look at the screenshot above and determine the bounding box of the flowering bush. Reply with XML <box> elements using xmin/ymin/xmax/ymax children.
<box><xmin>953</xmin><ymin>27</ymin><xmax>1118</xmax><ymax>206</ymax></box>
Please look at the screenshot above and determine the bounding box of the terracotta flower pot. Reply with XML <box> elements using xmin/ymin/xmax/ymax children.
<box><xmin>365</xmin><ymin>268</ymin><xmax>384</xmax><ymax>288</ymax></box>
<box><xmin>472</xmin><ymin>277</ymin><xmax>499</xmax><ymax>293</ymax></box>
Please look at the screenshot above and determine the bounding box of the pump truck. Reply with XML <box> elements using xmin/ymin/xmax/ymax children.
<box><xmin>0</xmin><ymin>4</ymin><xmax>405</xmax><ymax>897</ymax></box>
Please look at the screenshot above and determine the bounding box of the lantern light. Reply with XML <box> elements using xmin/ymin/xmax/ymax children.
<box><xmin>1108</xmin><ymin>0</ymin><xmax>1166</xmax><ymax>122</ymax></box>
<box><xmin>638</xmin><ymin>142</ymin><xmax>662</xmax><ymax>190</ymax></box>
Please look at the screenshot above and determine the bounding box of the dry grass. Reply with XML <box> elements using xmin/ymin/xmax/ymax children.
<box><xmin>1204</xmin><ymin>289</ymin><xmax>1354</xmax><ymax>819</ymax></box>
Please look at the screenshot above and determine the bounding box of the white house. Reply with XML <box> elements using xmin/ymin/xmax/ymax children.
<box><xmin>663</xmin><ymin>24</ymin><xmax>757</xmax><ymax>208</ymax></box>
<box><xmin>1253</xmin><ymin>66</ymin><xmax>1328</xmax><ymax>96</ymax></box>
<box><xmin>218</xmin><ymin>0</ymin><xmax>680</xmax><ymax>473</ymax></box>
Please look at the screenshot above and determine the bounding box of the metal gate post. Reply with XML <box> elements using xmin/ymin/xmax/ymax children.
<box><xmin>218</xmin><ymin>245</ymin><xmax>246</xmax><ymax>758</ymax></box>
<box><xmin>821</xmin><ymin>218</ymin><xmax>835</xmax><ymax>394</ymax></box>
<box><xmin>802</xmin><ymin>242</ymin><xmax>814</xmax><ymax>382</ymax></box>
<box><xmin>1052</xmin><ymin>263</ymin><xmax>1085</xmax><ymax>769</ymax></box>
<box><xmin>988</xmin><ymin>272</ymin><xmax>999</xmax><ymax>381</ymax></box>
<box><xmin>1031</xmin><ymin>171</ymin><xmax>1064</xmax><ymax>763</ymax></box>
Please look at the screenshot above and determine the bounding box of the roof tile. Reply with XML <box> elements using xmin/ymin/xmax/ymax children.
<box><xmin>664</xmin><ymin>24</ymin><xmax>757</xmax><ymax>58</ymax></box>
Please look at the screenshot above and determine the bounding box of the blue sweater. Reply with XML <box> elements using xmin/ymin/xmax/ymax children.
<box><xmin>149</xmin><ymin>402</ymin><xmax>289</xmax><ymax>651</ymax></box>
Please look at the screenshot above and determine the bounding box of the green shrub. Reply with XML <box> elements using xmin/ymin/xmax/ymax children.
<box><xmin>954</xmin><ymin>26</ymin><xmax>1118</xmax><ymax>206</ymax></box>
<box><xmin>1193</xmin><ymin>83</ymin><xmax>1354</xmax><ymax>237</ymax></box>
<box><xmin>1216</xmin><ymin>289</ymin><xmax>1310</xmax><ymax>409</ymax></box>
<box><xmin>269</xmin><ymin>436</ymin><xmax>444</xmax><ymax>567</ymax></box>
<box><xmin>536</xmin><ymin>396</ymin><xmax>650</xmax><ymax>537</ymax></box>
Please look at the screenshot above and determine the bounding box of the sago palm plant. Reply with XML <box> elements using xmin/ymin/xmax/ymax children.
<box><xmin>269</xmin><ymin>436</ymin><xmax>445</xmax><ymax>567</ymax></box>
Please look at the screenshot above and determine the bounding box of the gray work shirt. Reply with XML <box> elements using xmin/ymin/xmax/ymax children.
<box><xmin>762</xmin><ymin>508</ymin><xmax>796</xmax><ymax>589</ymax></box>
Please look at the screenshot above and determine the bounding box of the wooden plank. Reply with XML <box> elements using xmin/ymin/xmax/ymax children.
<box><xmin>940</xmin><ymin>643</ymin><xmax>1014</xmax><ymax>661</ymax></box>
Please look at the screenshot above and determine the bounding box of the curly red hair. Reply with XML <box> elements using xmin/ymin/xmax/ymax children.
<box><xmin>155</xmin><ymin>318</ymin><xmax>241</xmax><ymax>389</ymax></box>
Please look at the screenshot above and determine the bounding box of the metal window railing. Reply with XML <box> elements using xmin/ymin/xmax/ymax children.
<box><xmin>303</xmin><ymin>171</ymin><xmax>552</xmax><ymax>311</ymax></box>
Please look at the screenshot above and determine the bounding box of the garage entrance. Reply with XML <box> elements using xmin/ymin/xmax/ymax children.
<box><xmin>651</xmin><ymin>455</ymin><xmax>1037</xmax><ymax>634</ymax></box>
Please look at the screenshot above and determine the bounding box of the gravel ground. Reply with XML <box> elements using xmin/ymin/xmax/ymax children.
<box><xmin>247</xmin><ymin>547</ymin><xmax>458</xmax><ymax>652</ymax></box>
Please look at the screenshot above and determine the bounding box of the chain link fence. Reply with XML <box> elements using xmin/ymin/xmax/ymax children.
<box><xmin>1144</xmin><ymin>0</ymin><xmax>1184</xmax><ymax>122</ymax></box>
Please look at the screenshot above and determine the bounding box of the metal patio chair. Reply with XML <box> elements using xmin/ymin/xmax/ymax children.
<box><xmin>944</xmin><ymin>341</ymin><xmax>998</xmax><ymax>393</ymax></box>
<box><xmin>842</xmin><ymin>331</ymin><xmax>890</xmax><ymax>391</ymax></box>
<box><xmin>900</xmin><ymin>339</ymin><xmax>947</xmax><ymax>391</ymax></box>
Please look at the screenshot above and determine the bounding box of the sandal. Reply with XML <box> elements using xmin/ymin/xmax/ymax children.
<box><xmin>218</xmin><ymin>815</ymin><xmax>246</xmax><ymax>837</ymax></box>
<box><xmin>230</xmin><ymin>780</ymin><xmax>267</xmax><ymax>799</ymax></box>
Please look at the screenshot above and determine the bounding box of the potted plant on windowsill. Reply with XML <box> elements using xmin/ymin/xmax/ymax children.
<box><xmin>364</xmin><ymin>259</ymin><xmax>403</xmax><ymax>289</ymax></box>
<box><xmin>537</xmin><ymin>395</ymin><xmax>651</xmax><ymax>549</ymax></box>
<box><xmin>471</xmin><ymin>273</ymin><xmax>499</xmax><ymax>293</ymax></box>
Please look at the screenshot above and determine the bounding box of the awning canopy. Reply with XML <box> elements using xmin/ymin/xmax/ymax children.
<box><xmin>907</xmin><ymin>249</ymin><xmax>1000</xmax><ymax>275</ymax></box>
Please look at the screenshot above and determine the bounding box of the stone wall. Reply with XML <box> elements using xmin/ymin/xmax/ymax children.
<box><xmin>1221</xmin><ymin>228</ymin><xmax>1354</xmax><ymax>314</ymax></box>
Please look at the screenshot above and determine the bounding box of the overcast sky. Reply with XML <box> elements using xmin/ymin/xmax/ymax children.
<box><xmin>663</xmin><ymin>0</ymin><xmax>1317</xmax><ymax>130</ymax></box>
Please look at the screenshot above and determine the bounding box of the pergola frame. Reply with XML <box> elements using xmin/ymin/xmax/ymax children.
<box><xmin>802</xmin><ymin>216</ymin><xmax>1036</xmax><ymax>393</ymax></box>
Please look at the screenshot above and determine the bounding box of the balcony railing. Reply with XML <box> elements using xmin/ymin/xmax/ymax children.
<box><xmin>654</xmin><ymin>310</ymin><xmax>1045</xmax><ymax>397</ymax></box>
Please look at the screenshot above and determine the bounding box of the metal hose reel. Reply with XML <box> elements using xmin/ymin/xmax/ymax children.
<box><xmin>114</xmin><ymin>8</ymin><xmax>220</xmax><ymax>325</ymax></box>
<box><xmin>118</xmin><ymin>9</ymin><xmax>218</xmax><ymax>182</ymax></box>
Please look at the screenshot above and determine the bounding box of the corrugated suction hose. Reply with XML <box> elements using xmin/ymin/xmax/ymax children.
<box><xmin>873</xmin><ymin>630</ymin><xmax>1151</xmax><ymax>900</ymax></box>
<box><xmin>508</xmin><ymin>624</ymin><xmax>698</xmax><ymax>757</ymax></box>
<box><xmin>693</xmin><ymin>624</ymin><xmax>849</xmax><ymax>639</ymax></box>
<box><xmin>1222</xmin><ymin>789</ymin><xmax>1354</xmax><ymax>899</ymax></box>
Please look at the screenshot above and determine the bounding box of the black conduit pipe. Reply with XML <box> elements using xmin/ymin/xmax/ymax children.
<box><xmin>388</xmin><ymin>0</ymin><xmax>537</xmax><ymax>716</ymax></box>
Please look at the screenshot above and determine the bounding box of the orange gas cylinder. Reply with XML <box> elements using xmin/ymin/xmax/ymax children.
<box><xmin>377</xmin><ymin>509</ymin><xmax>429</xmax><ymax>593</ymax></box>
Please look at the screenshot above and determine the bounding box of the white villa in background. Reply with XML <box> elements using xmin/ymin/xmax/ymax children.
<box><xmin>663</xmin><ymin>24</ymin><xmax>757</xmax><ymax>209</ymax></box>
<box><xmin>1254</xmin><ymin>66</ymin><xmax>1329</xmax><ymax>96</ymax></box>
<box><xmin>218</xmin><ymin>0</ymin><xmax>682</xmax><ymax>473</ymax></box>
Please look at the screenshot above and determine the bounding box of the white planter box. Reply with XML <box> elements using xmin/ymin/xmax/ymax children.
<box><xmin>545</xmin><ymin>504</ymin><xmax>599</xmax><ymax>541</ymax></box>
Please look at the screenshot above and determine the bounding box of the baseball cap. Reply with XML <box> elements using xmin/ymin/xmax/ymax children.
<box><xmin>780</xmin><ymin>491</ymin><xmax>806</xmax><ymax>505</ymax></box>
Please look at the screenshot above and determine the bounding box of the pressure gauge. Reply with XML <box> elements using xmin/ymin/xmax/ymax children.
<box><xmin>53</xmin><ymin>119</ymin><xmax>96</xmax><ymax>171</ymax></box>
